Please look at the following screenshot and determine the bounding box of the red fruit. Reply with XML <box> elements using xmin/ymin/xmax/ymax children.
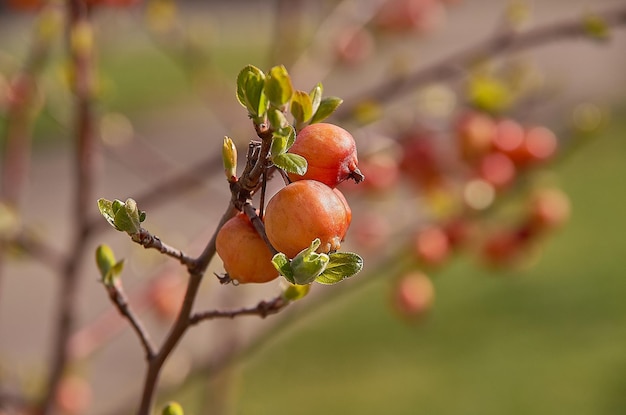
<box><xmin>492</xmin><ymin>118</ymin><xmax>525</xmax><ymax>158</ymax></box>
<box><xmin>528</xmin><ymin>188</ymin><xmax>571</xmax><ymax>232</ymax></box>
<box><xmin>456</xmin><ymin>111</ymin><xmax>496</xmax><ymax>162</ymax></box>
<box><xmin>374</xmin><ymin>0</ymin><xmax>444</xmax><ymax>34</ymax></box>
<box><xmin>333</xmin><ymin>188</ymin><xmax>352</xmax><ymax>225</ymax></box>
<box><xmin>400</xmin><ymin>132</ymin><xmax>445</xmax><ymax>191</ymax></box>
<box><xmin>524</xmin><ymin>126</ymin><xmax>558</xmax><ymax>164</ymax></box>
<box><xmin>413</xmin><ymin>226</ymin><xmax>450</xmax><ymax>266</ymax></box>
<box><xmin>287</xmin><ymin>123</ymin><xmax>363</xmax><ymax>188</ymax></box>
<box><xmin>478</xmin><ymin>152</ymin><xmax>516</xmax><ymax>189</ymax></box>
<box><xmin>216</xmin><ymin>213</ymin><xmax>279</xmax><ymax>284</ymax></box>
<box><xmin>481</xmin><ymin>231</ymin><xmax>526</xmax><ymax>267</ymax></box>
<box><xmin>265</xmin><ymin>180</ymin><xmax>351</xmax><ymax>258</ymax></box>
<box><xmin>392</xmin><ymin>271</ymin><xmax>435</xmax><ymax>319</ymax></box>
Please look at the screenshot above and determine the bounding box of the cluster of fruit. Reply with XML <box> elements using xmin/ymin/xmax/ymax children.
<box><xmin>216</xmin><ymin>122</ymin><xmax>362</xmax><ymax>285</ymax></box>
<box><xmin>341</xmin><ymin>109</ymin><xmax>570</xmax><ymax>321</ymax></box>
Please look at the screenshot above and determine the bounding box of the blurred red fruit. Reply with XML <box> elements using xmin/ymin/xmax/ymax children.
<box><xmin>392</xmin><ymin>271</ymin><xmax>435</xmax><ymax>319</ymax></box>
<box><xmin>481</xmin><ymin>231</ymin><xmax>526</xmax><ymax>267</ymax></box>
<box><xmin>456</xmin><ymin>111</ymin><xmax>496</xmax><ymax>162</ymax></box>
<box><xmin>478</xmin><ymin>152</ymin><xmax>516</xmax><ymax>189</ymax></box>
<box><xmin>413</xmin><ymin>225</ymin><xmax>450</xmax><ymax>266</ymax></box>
<box><xmin>529</xmin><ymin>188</ymin><xmax>571</xmax><ymax>232</ymax></box>
<box><xmin>358</xmin><ymin>152</ymin><xmax>401</xmax><ymax>192</ymax></box>
<box><xmin>374</xmin><ymin>0</ymin><xmax>444</xmax><ymax>34</ymax></box>
<box><xmin>524</xmin><ymin>126</ymin><xmax>558</xmax><ymax>164</ymax></box>
<box><xmin>400</xmin><ymin>132</ymin><xmax>445</xmax><ymax>191</ymax></box>
<box><xmin>492</xmin><ymin>118</ymin><xmax>525</xmax><ymax>158</ymax></box>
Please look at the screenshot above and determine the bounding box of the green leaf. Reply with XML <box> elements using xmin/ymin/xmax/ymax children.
<box><xmin>270</xmin><ymin>125</ymin><xmax>296</xmax><ymax>158</ymax></box>
<box><xmin>290</xmin><ymin>90</ymin><xmax>313</xmax><ymax>126</ymax></box>
<box><xmin>290</xmin><ymin>239</ymin><xmax>330</xmax><ymax>285</ymax></box>
<box><xmin>95</xmin><ymin>244</ymin><xmax>116</xmax><ymax>279</ymax></box>
<box><xmin>272</xmin><ymin>252</ymin><xmax>295</xmax><ymax>284</ymax></box>
<box><xmin>315</xmin><ymin>252</ymin><xmax>363</xmax><ymax>285</ymax></box>
<box><xmin>264</xmin><ymin>65</ymin><xmax>293</xmax><ymax>108</ymax></box>
<box><xmin>236</xmin><ymin>65</ymin><xmax>266</xmax><ymax>117</ymax></box>
<box><xmin>162</xmin><ymin>402</ymin><xmax>184</xmax><ymax>415</ymax></box>
<box><xmin>309</xmin><ymin>83</ymin><xmax>323</xmax><ymax>116</ymax></box>
<box><xmin>97</xmin><ymin>198</ymin><xmax>119</xmax><ymax>230</ymax></box>
<box><xmin>310</xmin><ymin>96</ymin><xmax>343</xmax><ymax>124</ymax></box>
<box><xmin>112</xmin><ymin>198</ymin><xmax>142</xmax><ymax>235</ymax></box>
<box><xmin>95</xmin><ymin>244</ymin><xmax>124</xmax><ymax>286</ymax></box>
<box><xmin>267</xmin><ymin>107</ymin><xmax>289</xmax><ymax>131</ymax></box>
<box><xmin>273</xmin><ymin>153</ymin><xmax>307</xmax><ymax>175</ymax></box>
<box><xmin>282</xmin><ymin>283</ymin><xmax>311</xmax><ymax>301</ymax></box>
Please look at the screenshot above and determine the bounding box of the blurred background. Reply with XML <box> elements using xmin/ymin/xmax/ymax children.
<box><xmin>1</xmin><ymin>0</ymin><xmax>626</xmax><ymax>414</ymax></box>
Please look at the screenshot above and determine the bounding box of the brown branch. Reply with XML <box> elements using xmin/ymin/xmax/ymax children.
<box><xmin>243</xmin><ymin>202</ymin><xmax>278</xmax><ymax>255</ymax></box>
<box><xmin>132</xmin><ymin>228</ymin><xmax>197</xmax><ymax>268</ymax></box>
<box><xmin>39</xmin><ymin>1</ymin><xmax>98</xmax><ymax>414</ymax></box>
<box><xmin>190</xmin><ymin>295</ymin><xmax>289</xmax><ymax>324</ymax></box>
<box><xmin>104</xmin><ymin>280</ymin><xmax>156</xmax><ymax>360</ymax></box>
<box><xmin>335</xmin><ymin>4</ymin><xmax>626</xmax><ymax>120</ymax></box>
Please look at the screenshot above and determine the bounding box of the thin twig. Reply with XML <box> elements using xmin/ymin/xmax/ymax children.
<box><xmin>133</xmin><ymin>228</ymin><xmax>197</xmax><ymax>268</ymax></box>
<box><xmin>189</xmin><ymin>295</ymin><xmax>288</xmax><ymax>324</ymax></box>
<box><xmin>104</xmin><ymin>280</ymin><xmax>157</xmax><ymax>359</ymax></box>
<box><xmin>335</xmin><ymin>4</ymin><xmax>626</xmax><ymax>120</ymax></box>
<box><xmin>243</xmin><ymin>202</ymin><xmax>278</xmax><ymax>255</ymax></box>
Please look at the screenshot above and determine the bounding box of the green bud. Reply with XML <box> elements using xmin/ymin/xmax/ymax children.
<box><xmin>162</xmin><ymin>401</ymin><xmax>184</xmax><ymax>415</ymax></box>
<box><xmin>222</xmin><ymin>136</ymin><xmax>238</xmax><ymax>182</ymax></box>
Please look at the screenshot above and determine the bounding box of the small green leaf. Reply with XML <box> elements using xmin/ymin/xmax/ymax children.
<box><xmin>309</xmin><ymin>83</ymin><xmax>323</xmax><ymax>116</ymax></box>
<box><xmin>222</xmin><ymin>136</ymin><xmax>238</xmax><ymax>181</ymax></box>
<box><xmin>112</xmin><ymin>198</ymin><xmax>141</xmax><ymax>235</ymax></box>
<box><xmin>97</xmin><ymin>198</ymin><xmax>119</xmax><ymax>230</ymax></box>
<box><xmin>95</xmin><ymin>244</ymin><xmax>124</xmax><ymax>286</ymax></box>
<box><xmin>162</xmin><ymin>401</ymin><xmax>184</xmax><ymax>415</ymax></box>
<box><xmin>273</xmin><ymin>153</ymin><xmax>307</xmax><ymax>175</ymax></box>
<box><xmin>467</xmin><ymin>75</ymin><xmax>512</xmax><ymax>114</ymax></box>
<box><xmin>236</xmin><ymin>65</ymin><xmax>266</xmax><ymax>117</ymax></box>
<box><xmin>267</xmin><ymin>107</ymin><xmax>289</xmax><ymax>131</ymax></box>
<box><xmin>270</xmin><ymin>125</ymin><xmax>296</xmax><ymax>158</ymax></box>
<box><xmin>95</xmin><ymin>244</ymin><xmax>116</xmax><ymax>279</ymax></box>
<box><xmin>139</xmin><ymin>211</ymin><xmax>147</xmax><ymax>223</ymax></box>
<box><xmin>265</xmin><ymin>65</ymin><xmax>294</xmax><ymax>108</ymax></box>
<box><xmin>290</xmin><ymin>90</ymin><xmax>314</xmax><ymax>126</ymax></box>
<box><xmin>310</xmin><ymin>96</ymin><xmax>343</xmax><ymax>124</ymax></box>
<box><xmin>290</xmin><ymin>239</ymin><xmax>330</xmax><ymax>285</ymax></box>
<box><xmin>315</xmin><ymin>252</ymin><xmax>363</xmax><ymax>285</ymax></box>
<box><xmin>282</xmin><ymin>283</ymin><xmax>311</xmax><ymax>301</ymax></box>
<box><xmin>272</xmin><ymin>252</ymin><xmax>295</xmax><ymax>284</ymax></box>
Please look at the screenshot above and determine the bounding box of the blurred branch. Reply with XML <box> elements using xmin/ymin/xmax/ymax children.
<box><xmin>39</xmin><ymin>1</ymin><xmax>99</xmax><ymax>413</ymax></box>
<box><xmin>336</xmin><ymin>4</ymin><xmax>626</xmax><ymax>120</ymax></box>
<box><xmin>132</xmin><ymin>228</ymin><xmax>197</xmax><ymax>268</ymax></box>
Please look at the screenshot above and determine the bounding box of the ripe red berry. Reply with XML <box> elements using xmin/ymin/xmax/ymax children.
<box><xmin>392</xmin><ymin>271</ymin><xmax>435</xmax><ymax>320</ymax></box>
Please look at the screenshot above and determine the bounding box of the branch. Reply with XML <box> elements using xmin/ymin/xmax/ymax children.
<box><xmin>189</xmin><ymin>295</ymin><xmax>289</xmax><ymax>324</ymax></box>
<box><xmin>39</xmin><ymin>1</ymin><xmax>98</xmax><ymax>414</ymax></box>
<box><xmin>132</xmin><ymin>228</ymin><xmax>197</xmax><ymax>268</ymax></box>
<box><xmin>104</xmin><ymin>280</ymin><xmax>156</xmax><ymax>359</ymax></box>
<box><xmin>335</xmin><ymin>4</ymin><xmax>626</xmax><ymax>120</ymax></box>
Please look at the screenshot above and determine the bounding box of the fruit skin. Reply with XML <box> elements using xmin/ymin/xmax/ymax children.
<box><xmin>287</xmin><ymin>123</ymin><xmax>362</xmax><ymax>188</ymax></box>
<box><xmin>265</xmin><ymin>180</ymin><xmax>351</xmax><ymax>258</ymax></box>
<box><xmin>216</xmin><ymin>213</ymin><xmax>279</xmax><ymax>284</ymax></box>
